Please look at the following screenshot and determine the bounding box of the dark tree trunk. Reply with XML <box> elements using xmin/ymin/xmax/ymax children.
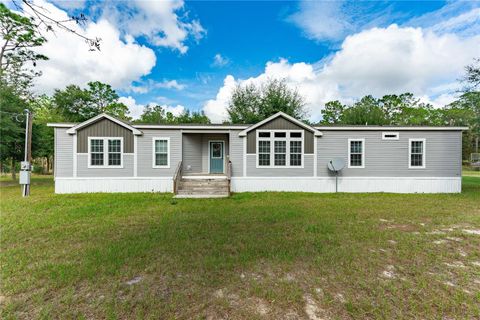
<box><xmin>11</xmin><ymin>159</ymin><xmax>16</xmax><ymax>180</ymax></box>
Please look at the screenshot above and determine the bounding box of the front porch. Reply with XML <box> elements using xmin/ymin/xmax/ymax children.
<box><xmin>173</xmin><ymin>132</ymin><xmax>232</xmax><ymax>197</ymax></box>
<box><xmin>181</xmin><ymin>132</ymin><xmax>230</xmax><ymax>176</ymax></box>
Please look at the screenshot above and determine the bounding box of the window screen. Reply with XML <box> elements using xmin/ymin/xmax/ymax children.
<box><xmin>155</xmin><ymin>139</ymin><xmax>169</xmax><ymax>166</ymax></box>
<box><xmin>90</xmin><ymin>139</ymin><xmax>104</xmax><ymax>166</ymax></box>
<box><xmin>349</xmin><ymin>140</ymin><xmax>363</xmax><ymax>167</ymax></box>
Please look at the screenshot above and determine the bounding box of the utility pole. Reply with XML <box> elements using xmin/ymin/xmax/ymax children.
<box><xmin>20</xmin><ymin>109</ymin><xmax>33</xmax><ymax>197</ymax></box>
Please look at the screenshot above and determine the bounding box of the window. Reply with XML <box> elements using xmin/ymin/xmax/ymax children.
<box><xmin>274</xmin><ymin>141</ymin><xmax>286</xmax><ymax>166</ymax></box>
<box><xmin>108</xmin><ymin>140</ymin><xmax>121</xmax><ymax>166</ymax></box>
<box><xmin>382</xmin><ymin>132</ymin><xmax>399</xmax><ymax>140</ymax></box>
<box><xmin>409</xmin><ymin>139</ymin><xmax>425</xmax><ymax>168</ymax></box>
<box><xmin>348</xmin><ymin>139</ymin><xmax>365</xmax><ymax>168</ymax></box>
<box><xmin>88</xmin><ymin>137</ymin><xmax>122</xmax><ymax>168</ymax></box>
<box><xmin>258</xmin><ymin>140</ymin><xmax>271</xmax><ymax>166</ymax></box>
<box><xmin>290</xmin><ymin>140</ymin><xmax>302</xmax><ymax>166</ymax></box>
<box><xmin>153</xmin><ymin>138</ymin><xmax>170</xmax><ymax>168</ymax></box>
<box><xmin>257</xmin><ymin>130</ymin><xmax>303</xmax><ymax>168</ymax></box>
<box><xmin>90</xmin><ymin>139</ymin><xmax>104</xmax><ymax>166</ymax></box>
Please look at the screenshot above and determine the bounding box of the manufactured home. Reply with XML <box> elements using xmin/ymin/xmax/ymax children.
<box><xmin>48</xmin><ymin>112</ymin><xmax>466</xmax><ymax>196</ymax></box>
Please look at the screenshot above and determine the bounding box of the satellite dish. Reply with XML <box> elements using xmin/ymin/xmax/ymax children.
<box><xmin>327</xmin><ymin>158</ymin><xmax>345</xmax><ymax>172</ymax></box>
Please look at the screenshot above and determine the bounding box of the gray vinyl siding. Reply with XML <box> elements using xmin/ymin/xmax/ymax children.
<box><xmin>229</xmin><ymin>131</ymin><xmax>244</xmax><ymax>177</ymax></box>
<box><xmin>181</xmin><ymin>133</ymin><xmax>230</xmax><ymax>174</ymax></box>
<box><xmin>182</xmin><ymin>134</ymin><xmax>203</xmax><ymax>173</ymax></box>
<box><xmin>317</xmin><ymin>130</ymin><xmax>462</xmax><ymax>177</ymax></box>
<box><xmin>77</xmin><ymin>118</ymin><xmax>134</xmax><ymax>153</ymax></box>
<box><xmin>54</xmin><ymin>128</ymin><xmax>73</xmax><ymax>177</ymax></box>
<box><xmin>247</xmin><ymin>117</ymin><xmax>314</xmax><ymax>154</ymax></box>
<box><xmin>246</xmin><ymin>154</ymin><xmax>314</xmax><ymax>177</ymax></box>
<box><xmin>201</xmin><ymin>134</ymin><xmax>229</xmax><ymax>173</ymax></box>
<box><xmin>76</xmin><ymin>154</ymin><xmax>134</xmax><ymax>177</ymax></box>
<box><xmin>137</xmin><ymin>129</ymin><xmax>181</xmax><ymax>177</ymax></box>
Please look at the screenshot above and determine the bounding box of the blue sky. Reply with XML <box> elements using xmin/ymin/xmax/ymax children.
<box><xmin>10</xmin><ymin>0</ymin><xmax>480</xmax><ymax>122</ymax></box>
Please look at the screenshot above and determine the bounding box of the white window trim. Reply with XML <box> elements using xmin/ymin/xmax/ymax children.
<box><xmin>348</xmin><ymin>138</ymin><xmax>365</xmax><ymax>169</ymax></box>
<box><xmin>152</xmin><ymin>137</ymin><xmax>170</xmax><ymax>169</ymax></box>
<box><xmin>408</xmin><ymin>138</ymin><xmax>426</xmax><ymax>169</ymax></box>
<box><xmin>256</xmin><ymin>130</ymin><xmax>304</xmax><ymax>169</ymax></box>
<box><xmin>382</xmin><ymin>132</ymin><xmax>399</xmax><ymax>140</ymax></box>
<box><xmin>87</xmin><ymin>137</ymin><xmax>124</xmax><ymax>169</ymax></box>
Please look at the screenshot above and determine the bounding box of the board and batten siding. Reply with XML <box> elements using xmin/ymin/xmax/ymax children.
<box><xmin>316</xmin><ymin>130</ymin><xmax>462</xmax><ymax>177</ymax></box>
<box><xmin>246</xmin><ymin>116</ymin><xmax>314</xmax><ymax>154</ymax></box>
<box><xmin>54</xmin><ymin>128</ymin><xmax>73</xmax><ymax>177</ymax></box>
<box><xmin>229</xmin><ymin>130</ymin><xmax>244</xmax><ymax>177</ymax></box>
<box><xmin>77</xmin><ymin>118</ymin><xmax>134</xmax><ymax>153</ymax></box>
<box><xmin>137</xmin><ymin>129</ymin><xmax>181</xmax><ymax>177</ymax></box>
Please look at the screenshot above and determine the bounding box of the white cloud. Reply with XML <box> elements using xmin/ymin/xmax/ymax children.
<box><xmin>212</xmin><ymin>53</ymin><xmax>229</xmax><ymax>67</ymax></box>
<box><xmin>164</xmin><ymin>104</ymin><xmax>185</xmax><ymax>116</ymax></box>
<box><xmin>129</xmin><ymin>79</ymin><xmax>186</xmax><ymax>93</ymax></box>
<box><xmin>119</xmin><ymin>96</ymin><xmax>144</xmax><ymax>119</ymax></box>
<box><xmin>203</xmin><ymin>75</ymin><xmax>236</xmax><ymax>123</ymax></box>
<box><xmin>408</xmin><ymin>1</ymin><xmax>480</xmax><ymax>37</ymax></box>
<box><xmin>287</xmin><ymin>0</ymin><xmax>395</xmax><ymax>42</ymax></box>
<box><xmin>321</xmin><ymin>25</ymin><xmax>479</xmax><ymax>98</ymax></box>
<box><xmin>156</xmin><ymin>80</ymin><xmax>186</xmax><ymax>90</ymax></box>
<box><xmin>50</xmin><ymin>0</ymin><xmax>85</xmax><ymax>10</ymax></box>
<box><xmin>24</xmin><ymin>0</ymin><xmax>156</xmax><ymax>94</ymax></box>
<box><xmin>119</xmin><ymin>96</ymin><xmax>185</xmax><ymax>120</ymax></box>
<box><xmin>203</xmin><ymin>25</ymin><xmax>480</xmax><ymax>123</ymax></box>
<box><xmin>102</xmin><ymin>0</ymin><xmax>206</xmax><ymax>54</ymax></box>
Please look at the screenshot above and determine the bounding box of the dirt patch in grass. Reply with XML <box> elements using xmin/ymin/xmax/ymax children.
<box><xmin>379</xmin><ymin>223</ymin><xmax>419</xmax><ymax>232</ymax></box>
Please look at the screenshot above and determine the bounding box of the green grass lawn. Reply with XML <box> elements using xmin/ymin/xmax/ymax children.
<box><xmin>1</xmin><ymin>176</ymin><xmax>479</xmax><ymax>319</ymax></box>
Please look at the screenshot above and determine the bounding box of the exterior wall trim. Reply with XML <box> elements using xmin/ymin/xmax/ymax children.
<box><xmin>314</xmin><ymin>136</ymin><xmax>317</xmax><ymax>177</ymax></box>
<box><xmin>135</xmin><ymin>125</ymin><xmax>248</xmax><ymax>130</ymax></box>
<box><xmin>243</xmin><ymin>137</ymin><xmax>247</xmax><ymax>177</ymax></box>
<box><xmin>133</xmin><ymin>135</ymin><xmax>138</xmax><ymax>177</ymax></box>
<box><xmin>73</xmin><ymin>134</ymin><xmax>77</xmax><ymax>177</ymax></box>
<box><xmin>315</xmin><ymin>126</ymin><xmax>468</xmax><ymax>131</ymax></box>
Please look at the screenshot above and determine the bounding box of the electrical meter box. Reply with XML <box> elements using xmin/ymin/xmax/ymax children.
<box><xmin>20</xmin><ymin>170</ymin><xmax>31</xmax><ymax>185</ymax></box>
<box><xmin>21</xmin><ymin>161</ymin><xmax>31</xmax><ymax>171</ymax></box>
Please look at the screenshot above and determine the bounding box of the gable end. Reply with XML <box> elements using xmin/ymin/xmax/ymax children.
<box><xmin>77</xmin><ymin>118</ymin><xmax>134</xmax><ymax>153</ymax></box>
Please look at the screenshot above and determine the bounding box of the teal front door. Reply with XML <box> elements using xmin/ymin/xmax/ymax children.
<box><xmin>209</xmin><ymin>141</ymin><xmax>224</xmax><ymax>173</ymax></box>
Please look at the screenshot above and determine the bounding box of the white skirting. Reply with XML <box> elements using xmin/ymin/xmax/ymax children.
<box><xmin>55</xmin><ymin>176</ymin><xmax>462</xmax><ymax>194</ymax></box>
<box><xmin>55</xmin><ymin>177</ymin><xmax>173</xmax><ymax>194</ymax></box>
<box><xmin>230</xmin><ymin>177</ymin><xmax>462</xmax><ymax>193</ymax></box>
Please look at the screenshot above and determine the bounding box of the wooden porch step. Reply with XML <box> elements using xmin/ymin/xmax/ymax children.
<box><xmin>180</xmin><ymin>180</ymin><xmax>228</xmax><ymax>187</ymax></box>
<box><xmin>176</xmin><ymin>178</ymin><xmax>230</xmax><ymax>198</ymax></box>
